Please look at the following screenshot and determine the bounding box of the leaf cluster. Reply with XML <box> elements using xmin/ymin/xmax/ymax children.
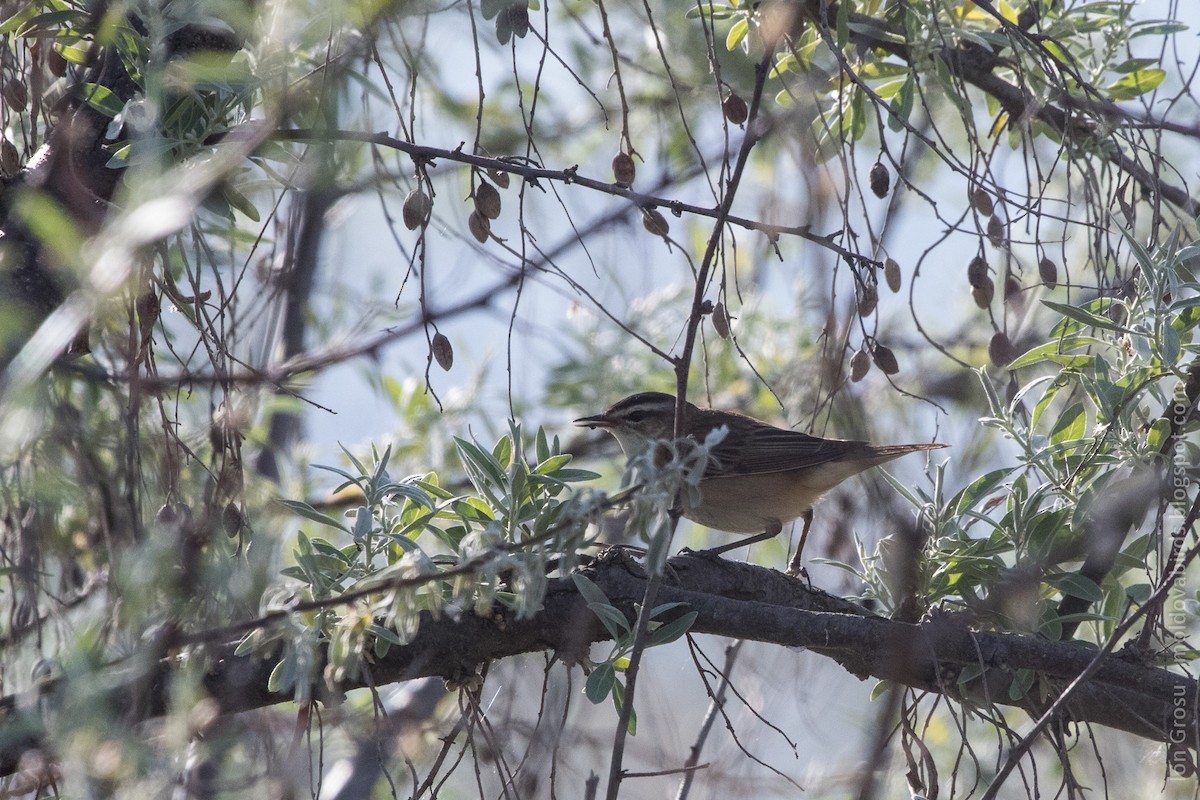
<box><xmin>251</xmin><ymin>424</ymin><xmax>602</xmax><ymax>697</ymax></box>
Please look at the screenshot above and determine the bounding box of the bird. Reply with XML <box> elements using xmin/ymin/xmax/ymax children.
<box><xmin>574</xmin><ymin>391</ymin><xmax>946</xmax><ymax>573</ymax></box>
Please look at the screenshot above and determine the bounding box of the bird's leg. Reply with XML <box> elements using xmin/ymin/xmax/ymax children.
<box><xmin>697</xmin><ymin>520</ymin><xmax>783</xmax><ymax>557</ymax></box>
<box><xmin>785</xmin><ymin>509</ymin><xmax>814</xmax><ymax>578</ymax></box>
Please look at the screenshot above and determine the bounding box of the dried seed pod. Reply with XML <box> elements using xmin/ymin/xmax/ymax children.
<box><xmin>871</xmin><ymin>342</ymin><xmax>899</xmax><ymax>375</ymax></box>
<box><xmin>1004</xmin><ymin>275</ymin><xmax>1022</xmax><ymax>305</ymax></box>
<box><xmin>722</xmin><ymin>92</ymin><xmax>748</xmax><ymax>124</ymax></box>
<box><xmin>0</xmin><ymin>140</ymin><xmax>18</xmax><ymax>177</ymax></box>
<box><xmin>612</xmin><ymin>152</ymin><xmax>636</xmax><ymax>187</ymax></box>
<box><xmin>883</xmin><ymin>258</ymin><xmax>902</xmax><ymax>293</ymax></box>
<box><xmin>642</xmin><ymin>208</ymin><xmax>669</xmax><ymax>236</ymax></box>
<box><xmin>857</xmin><ymin>282</ymin><xmax>878</xmax><ymax>317</ymax></box>
<box><xmin>223</xmin><ymin>501</ymin><xmax>245</xmax><ymax>538</ymax></box>
<box><xmin>972</xmin><ymin>278</ymin><xmax>995</xmax><ymax>309</ymax></box>
<box><xmin>3</xmin><ymin>79</ymin><xmax>27</xmax><ymax>113</ymax></box>
<box><xmin>487</xmin><ymin>167</ymin><xmax>510</xmax><ymax>189</ymax></box>
<box><xmin>136</xmin><ymin>288</ymin><xmax>160</xmax><ymax>343</ymax></box>
<box><xmin>468</xmin><ymin>210</ymin><xmax>490</xmax><ymax>243</ymax></box>
<box><xmin>971</xmin><ymin>188</ymin><xmax>994</xmax><ymax>217</ymax></box>
<box><xmin>432</xmin><ymin>332</ymin><xmax>454</xmax><ymax>370</ymax></box>
<box><xmin>503</xmin><ymin>3</ymin><xmax>530</xmax><ymax>37</ymax></box>
<box><xmin>989</xmin><ymin>331</ymin><xmax>1016</xmax><ymax>367</ymax></box>
<box><xmin>474</xmin><ymin>180</ymin><xmax>502</xmax><ymax>220</ymax></box>
<box><xmin>967</xmin><ymin>256</ymin><xmax>989</xmax><ymax>289</ymax></box>
<box><xmin>1038</xmin><ymin>256</ymin><xmax>1058</xmax><ymax>289</ymax></box>
<box><xmin>712</xmin><ymin>301</ymin><xmax>731</xmax><ymax>338</ymax></box>
<box><xmin>850</xmin><ymin>347</ymin><xmax>871</xmax><ymax>382</ymax></box>
<box><xmin>48</xmin><ymin>48</ymin><xmax>68</xmax><ymax>77</ymax></box>
<box><xmin>155</xmin><ymin>502</ymin><xmax>192</xmax><ymax>528</ymax></box>
<box><xmin>217</xmin><ymin>458</ymin><xmax>244</xmax><ymax>498</ymax></box>
<box><xmin>869</xmin><ymin>162</ymin><xmax>890</xmax><ymax>198</ymax></box>
<box><xmin>987</xmin><ymin>214</ymin><xmax>1005</xmax><ymax>247</ymax></box>
<box><xmin>402</xmin><ymin>189</ymin><xmax>432</xmax><ymax>230</ymax></box>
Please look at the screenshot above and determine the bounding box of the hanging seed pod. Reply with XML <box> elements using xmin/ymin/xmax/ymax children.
<box><xmin>989</xmin><ymin>331</ymin><xmax>1016</xmax><ymax>367</ymax></box>
<box><xmin>857</xmin><ymin>282</ymin><xmax>878</xmax><ymax>317</ymax></box>
<box><xmin>155</xmin><ymin>502</ymin><xmax>192</xmax><ymax>528</ymax></box>
<box><xmin>850</xmin><ymin>347</ymin><xmax>871</xmax><ymax>382</ymax></box>
<box><xmin>871</xmin><ymin>342</ymin><xmax>899</xmax><ymax>375</ymax></box>
<box><xmin>1004</xmin><ymin>275</ymin><xmax>1022</xmax><ymax>306</ymax></box>
<box><xmin>0</xmin><ymin>140</ymin><xmax>18</xmax><ymax>177</ymax></box>
<box><xmin>504</xmin><ymin>3</ymin><xmax>530</xmax><ymax>37</ymax></box>
<box><xmin>474</xmin><ymin>180</ymin><xmax>502</xmax><ymax>220</ymax></box>
<box><xmin>967</xmin><ymin>255</ymin><xmax>989</xmax><ymax>289</ymax></box>
<box><xmin>869</xmin><ymin>162</ymin><xmax>890</xmax><ymax>198</ymax></box>
<box><xmin>722</xmin><ymin>92</ymin><xmax>748</xmax><ymax>124</ymax></box>
<box><xmin>712</xmin><ymin>301</ymin><xmax>731</xmax><ymax>338</ymax></box>
<box><xmin>48</xmin><ymin>47</ymin><xmax>68</xmax><ymax>77</ymax></box>
<box><xmin>883</xmin><ymin>258</ymin><xmax>902</xmax><ymax>293</ymax></box>
<box><xmin>468</xmin><ymin>210</ymin><xmax>490</xmax><ymax>243</ymax></box>
<box><xmin>1039</xmin><ymin>256</ymin><xmax>1059</xmax><ymax>289</ymax></box>
<box><xmin>487</xmin><ymin>167</ymin><xmax>510</xmax><ymax>189</ymax></box>
<box><xmin>612</xmin><ymin>152</ymin><xmax>636</xmax><ymax>187</ymax></box>
<box><xmin>136</xmin><ymin>288</ymin><xmax>160</xmax><ymax>343</ymax></box>
<box><xmin>971</xmin><ymin>188</ymin><xmax>994</xmax><ymax>217</ymax></box>
<box><xmin>972</xmin><ymin>279</ymin><xmax>995</xmax><ymax>309</ymax></box>
<box><xmin>432</xmin><ymin>332</ymin><xmax>454</xmax><ymax>370</ymax></box>
<box><xmin>642</xmin><ymin>208</ymin><xmax>669</xmax><ymax>236</ymax></box>
<box><xmin>402</xmin><ymin>189</ymin><xmax>432</xmax><ymax>230</ymax></box>
<box><xmin>223</xmin><ymin>502</ymin><xmax>245</xmax><ymax>538</ymax></box>
<box><xmin>987</xmin><ymin>214</ymin><xmax>1005</xmax><ymax>247</ymax></box>
<box><xmin>3</xmin><ymin>79</ymin><xmax>27</xmax><ymax>113</ymax></box>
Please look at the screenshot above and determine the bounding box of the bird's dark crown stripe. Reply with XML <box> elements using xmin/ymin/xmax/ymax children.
<box><xmin>606</xmin><ymin>392</ymin><xmax>676</xmax><ymax>416</ymax></box>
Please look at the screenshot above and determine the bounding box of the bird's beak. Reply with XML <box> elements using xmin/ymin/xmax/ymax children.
<box><xmin>573</xmin><ymin>413</ymin><xmax>612</xmax><ymax>429</ymax></box>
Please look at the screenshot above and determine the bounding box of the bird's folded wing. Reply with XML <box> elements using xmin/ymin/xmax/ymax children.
<box><xmin>704</xmin><ymin>425</ymin><xmax>865</xmax><ymax>477</ymax></box>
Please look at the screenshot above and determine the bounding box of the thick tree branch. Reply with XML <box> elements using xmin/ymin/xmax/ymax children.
<box><xmin>0</xmin><ymin>549</ymin><xmax>1194</xmax><ymax>777</ymax></box>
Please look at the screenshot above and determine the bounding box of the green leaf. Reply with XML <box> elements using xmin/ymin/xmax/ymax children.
<box><xmin>1050</xmin><ymin>572</ymin><xmax>1104</xmax><ymax>602</ymax></box>
<box><xmin>78</xmin><ymin>83</ymin><xmax>125</xmax><ymax>118</ymax></box>
<box><xmin>1112</xmin><ymin>58</ymin><xmax>1160</xmax><ymax>74</ymax></box>
<box><xmin>1049</xmin><ymin>403</ymin><xmax>1086</xmax><ymax>447</ymax></box>
<box><xmin>858</xmin><ymin>61</ymin><xmax>909</xmax><ymax>79</ymax></box>
<box><xmin>1125</xmin><ymin>583</ymin><xmax>1152</xmax><ymax>604</ymax></box>
<box><xmin>493</xmin><ymin>434</ymin><xmax>514</xmax><ymax>469</ymax></box>
<box><xmin>1007</xmin><ymin>336</ymin><xmax>1111</xmax><ymax>369</ymax></box>
<box><xmin>951</xmin><ymin>468</ymin><xmax>1013</xmax><ymax>515</ymax></box>
<box><xmin>1007</xmin><ymin>668</ymin><xmax>1035</xmax><ymax>701</ymax></box>
<box><xmin>1129</xmin><ymin>21</ymin><xmax>1188</xmax><ymax>38</ymax></box>
<box><xmin>611</xmin><ymin>678</ymin><xmax>636</xmax><ymax>734</ymax></box>
<box><xmin>1042</xmin><ymin>300</ymin><xmax>1124</xmax><ymax>332</ymax></box>
<box><xmin>222</xmin><ymin>183</ymin><xmax>260</xmax><ymax>222</ymax></box>
<box><xmin>572</xmin><ymin>572</ymin><xmax>610</xmax><ymax>606</ymax></box>
<box><xmin>589</xmin><ymin>602</ymin><xmax>632</xmax><ymax>641</ymax></box>
<box><xmin>547</xmin><ymin>468</ymin><xmax>601</xmax><ymax>483</ymax></box>
<box><xmin>384</xmin><ymin>482</ymin><xmax>436</xmax><ymax>509</ymax></box>
<box><xmin>268</xmin><ymin>652</ymin><xmax>296</xmax><ymax>693</ymax></box>
<box><xmin>534</xmin><ymin>454</ymin><xmax>571</xmax><ymax>475</ymax></box>
<box><xmin>1106</xmin><ymin>69</ymin><xmax>1165</xmax><ymax>101</ymax></box>
<box><xmin>726</xmin><ymin>18</ymin><xmax>748</xmax><ymax>51</ymax></box>
<box><xmin>887</xmin><ymin>75</ymin><xmax>913</xmax><ymax>132</ymax></box>
<box><xmin>367</xmin><ymin>623</ymin><xmax>403</xmax><ymax>646</ymax></box>
<box><xmin>648</xmin><ymin>611</ymin><xmax>698</xmax><ymax>646</ymax></box>
<box><xmin>279</xmin><ymin>499</ymin><xmax>351</xmax><ymax>533</ymax></box>
<box><xmin>455</xmin><ymin>437</ymin><xmax>508</xmax><ymax>503</ymax></box>
<box><xmin>585</xmin><ymin>663</ymin><xmax>615</xmax><ymax>703</ymax></box>
<box><xmin>352</xmin><ymin>506</ymin><xmax>373</xmax><ymax>540</ymax></box>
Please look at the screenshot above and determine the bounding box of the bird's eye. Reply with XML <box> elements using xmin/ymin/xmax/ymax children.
<box><xmin>627</xmin><ymin>411</ymin><xmax>646</xmax><ymax>423</ymax></box>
